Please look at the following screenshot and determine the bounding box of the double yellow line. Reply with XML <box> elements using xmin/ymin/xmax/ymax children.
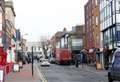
<box><xmin>34</xmin><ymin>64</ymin><xmax>48</xmax><ymax>82</ymax></box>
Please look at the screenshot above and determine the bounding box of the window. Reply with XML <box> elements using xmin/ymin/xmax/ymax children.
<box><xmin>109</xmin><ymin>17</ymin><xmax>112</xmax><ymax>26</ymax></box>
<box><xmin>95</xmin><ymin>0</ymin><xmax>98</xmax><ymax>5</ymax></box>
<box><xmin>61</xmin><ymin>38</ymin><xmax>64</xmax><ymax>48</ymax></box>
<box><xmin>96</xmin><ymin>16</ymin><xmax>98</xmax><ymax>25</ymax></box>
<box><xmin>103</xmin><ymin>31</ymin><xmax>108</xmax><ymax>44</ymax></box>
<box><xmin>113</xmin><ymin>15</ymin><xmax>116</xmax><ymax>24</ymax></box>
<box><xmin>108</xmin><ymin>29</ymin><xmax>110</xmax><ymax>43</ymax></box>
<box><xmin>56</xmin><ymin>42</ymin><xmax>60</xmax><ymax>48</ymax></box>
<box><xmin>92</xmin><ymin>16</ymin><xmax>94</xmax><ymax>25</ymax></box>
<box><xmin>110</xmin><ymin>28</ymin><xmax>112</xmax><ymax>42</ymax></box>
<box><xmin>112</xmin><ymin>0</ymin><xmax>115</xmax><ymax>12</ymax></box>
<box><xmin>71</xmin><ymin>39</ymin><xmax>83</xmax><ymax>50</ymax></box>
<box><xmin>113</xmin><ymin>27</ymin><xmax>116</xmax><ymax>41</ymax></box>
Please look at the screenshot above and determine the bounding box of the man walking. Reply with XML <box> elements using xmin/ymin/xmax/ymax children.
<box><xmin>81</xmin><ymin>50</ymin><xmax>87</xmax><ymax>68</ymax></box>
<box><xmin>75</xmin><ymin>53</ymin><xmax>79</xmax><ymax>68</ymax></box>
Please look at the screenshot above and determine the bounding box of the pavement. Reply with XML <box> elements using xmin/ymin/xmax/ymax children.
<box><xmin>5</xmin><ymin>63</ymin><xmax>41</xmax><ymax>82</ymax></box>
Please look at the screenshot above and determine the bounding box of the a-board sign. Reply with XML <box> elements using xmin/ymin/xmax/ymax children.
<box><xmin>13</xmin><ymin>64</ymin><xmax>20</xmax><ymax>72</ymax></box>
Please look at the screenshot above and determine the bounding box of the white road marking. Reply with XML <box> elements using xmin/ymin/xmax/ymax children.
<box><xmin>34</xmin><ymin>64</ymin><xmax>48</xmax><ymax>82</ymax></box>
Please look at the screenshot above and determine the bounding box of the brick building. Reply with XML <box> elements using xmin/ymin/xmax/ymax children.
<box><xmin>84</xmin><ymin>0</ymin><xmax>100</xmax><ymax>63</ymax></box>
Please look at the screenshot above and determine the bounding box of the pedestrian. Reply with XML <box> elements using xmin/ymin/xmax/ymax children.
<box><xmin>79</xmin><ymin>52</ymin><xmax>83</xmax><ymax>64</ymax></box>
<box><xmin>75</xmin><ymin>53</ymin><xmax>79</xmax><ymax>68</ymax></box>
<box><xmin>81</xmin><ymin>51</ymin><xmax>87</xmax><ymax>68</ymax></box>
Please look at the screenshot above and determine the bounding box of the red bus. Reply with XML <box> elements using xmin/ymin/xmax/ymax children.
<box><xmin>55</xmin><ymin>33</ymin><xmax>72</xmax><ymax>64</ymax></box>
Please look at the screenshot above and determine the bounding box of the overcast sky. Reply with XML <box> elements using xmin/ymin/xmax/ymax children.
<box><xmin>13</xmin><ymin>0</ymin><xmax>88</xmax><ymax>41</ymax></box>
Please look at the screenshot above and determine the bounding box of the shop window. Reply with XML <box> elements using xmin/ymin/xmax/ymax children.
<box><xmin>95</xmin><ymin>0</ymin><xmax>98</xmax><ymax>5</ymax></box>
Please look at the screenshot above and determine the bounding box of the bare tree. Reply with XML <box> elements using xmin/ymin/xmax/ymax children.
<box><xmin>39</xmin><ymin>35</ymin><xmax>49</xmax><ymax>59</ymax></box>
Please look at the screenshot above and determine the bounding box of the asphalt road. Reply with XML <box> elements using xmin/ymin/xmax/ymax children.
<box><xmin>37</xmin><ymin>64</ymin><xmax>108</xmax><ymax>82</ymax></box>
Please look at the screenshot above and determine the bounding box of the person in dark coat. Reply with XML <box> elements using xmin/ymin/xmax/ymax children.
<box><xmin>75</xmin><ymin>54</ymin><xmax>79</xmax><ymax>68</ymax></box>
<box><xmin>81</xmin><ymin>51</ymin><xmax>87</xmax><ymax>68</ymax></box>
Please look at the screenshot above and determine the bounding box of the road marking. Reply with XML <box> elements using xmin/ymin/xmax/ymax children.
<box><xmin>34</xmin><ymin>64</ymin><xmax>48</xmax><ymax>82</ymax></box>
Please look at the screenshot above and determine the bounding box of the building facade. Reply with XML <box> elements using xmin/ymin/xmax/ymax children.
<box><xmin>26</xmin><ymin>42</ymin><xmax>42</xmax><ymax>56</ymax></box>
<box><xmin>100</xmin><ymin>0</ymin><xmax>120</xmax><ymax>49</ymax></box>
<box><xmin>0</xmin><ymin>0</ymin><xmax>5</xmax><ymax>48</ymax></box>
<box><xmin>99</xmin><ymin>0</ymin><xmax>120</xmax><ymax>69</ymax></box>
<box><xmin>5</xmin><ymin>0</ymin><xmax>16</xmax><ymax>50</ymax></box>
<box><xmin>85</xmin><ymin>0</ymin><xmax>100</xmax><ymax>49</ymax></box>
<box><xmin>85</xmin><ymin>0</ymin><xmax>100</xmax><ymax>63</ymax></box>
<box><xmin>69</xmin><ymin>25</ymin><xmax>84</xmax><ymax>63</ymax></box>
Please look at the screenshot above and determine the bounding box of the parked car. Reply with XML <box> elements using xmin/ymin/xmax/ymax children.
<box><xmin>41</xmin><ymin>59</ymin><xmax>50</xmax><ymax>67</ymax></box>
<box><xmin>108</xmin><ymin>48</ymin><xmax>120</xmax><ymax>82</ymax></box>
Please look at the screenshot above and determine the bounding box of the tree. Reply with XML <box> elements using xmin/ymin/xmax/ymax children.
<box><xmin>39</xmin><ymin>35</ymin><xmax>49</xmax><ymax>59</ymax></box>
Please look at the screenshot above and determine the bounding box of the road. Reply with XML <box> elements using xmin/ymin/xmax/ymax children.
<box><xmin>37</xmin><ymin>64</ymin><xmax>109</xmax><ymax>82</ymax></box>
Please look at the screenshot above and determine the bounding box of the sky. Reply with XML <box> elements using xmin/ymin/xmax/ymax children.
<box><xmin>13</xmin><ymin>0</ymin><xmax>88</xmax><ymax>42</ymax></box>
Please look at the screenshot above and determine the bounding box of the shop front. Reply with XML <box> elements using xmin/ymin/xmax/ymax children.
<box><xmin>0</xmin><ymin>47</ymin><xmax>13</xmax><ymax>75</ymax></box>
